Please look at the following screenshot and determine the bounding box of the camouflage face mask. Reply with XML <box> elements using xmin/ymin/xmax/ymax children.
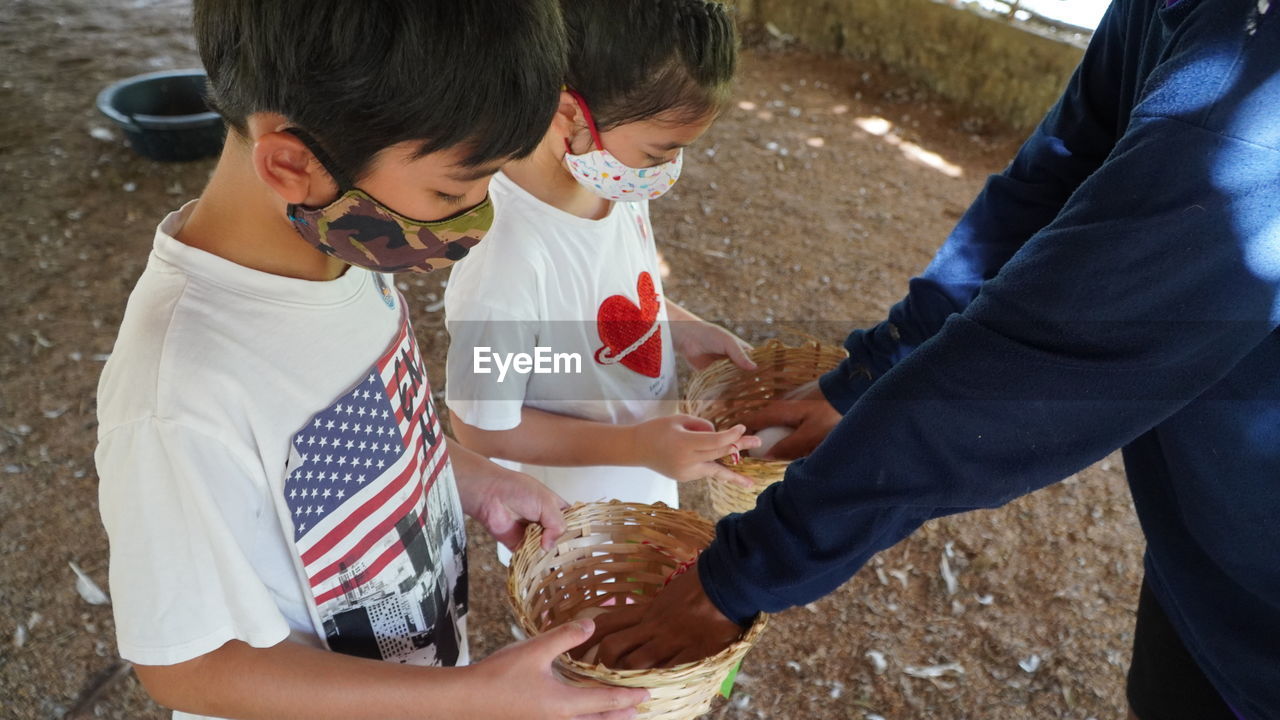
<box><xmin>284</xmin><ymin>129</ymin><xmax>493</xmax><ymax>274</ymax></box>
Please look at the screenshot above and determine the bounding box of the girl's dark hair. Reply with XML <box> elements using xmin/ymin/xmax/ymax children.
<box><xmin>194</xmin><ymin>0</ymin><xmax>566</xmax><ymax>181</ymax></box>
<box><xmin>563</xmin><ymin>0</ymin><xmax>738</xmax><ymax>131</ymax></box>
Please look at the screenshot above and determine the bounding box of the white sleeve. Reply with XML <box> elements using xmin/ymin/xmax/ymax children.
<box><xmin>444</xmin><ymin>301</ymin><xmax>541</xmax><ymax>432</ymax></box>
<box><xmin>443</xmin><ymin>242</ymin><xmax>545</xmax><ymax>431</ymax></box>
<box><xmin>96</xmin><ymin>418</ymin><xmax>291</xmax><ymax>666</ymax></box>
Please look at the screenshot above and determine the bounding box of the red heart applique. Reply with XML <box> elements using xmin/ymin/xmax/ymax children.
<box><xmin>594</xmin><ymin>271</ymin><xmax>662</xmax><ymax>378</ymax></box>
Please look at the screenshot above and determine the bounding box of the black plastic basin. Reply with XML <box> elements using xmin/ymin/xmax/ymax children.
<box><xmin>96</xmin><ymin>69</ymin><xmax>225</xmax><ymax>162</ymax></box>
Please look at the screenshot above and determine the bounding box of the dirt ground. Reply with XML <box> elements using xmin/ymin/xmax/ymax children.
<box><xmin>0</xmin><ymin>1</ymin><xmax>1147</xmax><ymax>718</ymax></box>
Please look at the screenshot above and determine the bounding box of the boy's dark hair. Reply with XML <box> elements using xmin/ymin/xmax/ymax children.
<box><xmin>194</xmin><ymin>0</ymin><xmax>567</xmax><ymax>180</ymax></box>
<box><xmin>563</xmin><ymin>0</ymin><xmax>738</xmax><ymax>131</ymax></box>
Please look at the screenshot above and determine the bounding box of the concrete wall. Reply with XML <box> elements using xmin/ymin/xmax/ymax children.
<box><xmin>731</xmin><ymin>0</ymin><xmax>1087</xmax><ymax>132</ymax></box>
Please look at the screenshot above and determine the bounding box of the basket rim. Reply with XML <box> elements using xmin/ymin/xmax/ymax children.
<box><xmin>683</xmin><ymin>338</ymin><xmax>846</xmax><ymax>473</ymax></box>
<box><xmin>687</xmin><ymin>336</ymin><xmax>842</xmax><ymax>380</ymax></box>
<box><xmin>507</xmin><ymin>500</ymin><xmax>768</xmax><ymax>679</ymax></box>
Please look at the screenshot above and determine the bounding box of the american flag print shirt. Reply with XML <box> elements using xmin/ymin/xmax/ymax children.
<box><xmin>282</xmin><ymin>311</ymin><xmax>468</xmax><ymax>666</ymax></box>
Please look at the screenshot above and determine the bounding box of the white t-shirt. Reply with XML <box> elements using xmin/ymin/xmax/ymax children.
<box><xmin>444</xmin><ymin>172</ymin><xmax>679</xmax><ymax>508</ymax></box>
<box><xmin>96</xmin><ymin>204</ymin><xmax>469</xmax><ymax>720</ymax></box>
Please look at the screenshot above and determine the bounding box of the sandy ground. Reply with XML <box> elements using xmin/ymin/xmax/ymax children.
<box><xmin>0</xmin><ymin>1</ymin><xmax>1146</xmax><ymax>718</ymax></box>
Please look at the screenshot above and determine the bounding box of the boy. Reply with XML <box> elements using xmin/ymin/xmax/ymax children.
<box><xmin>94</xmin><ymin>2</ymin><xmax>647</xmax><ymax>719</ymax></box>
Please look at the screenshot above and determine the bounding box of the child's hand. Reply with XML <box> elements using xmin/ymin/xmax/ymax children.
<box><xmin>452</xmin><ymin>439</ymin><xmax>569</xmax><ymax>551</ymax></box>
<box><xmin>671</xmin><ymin>319</ymin><xmax>756</xmax><ymax>372</ymax></box>
<box><xmin>469</xmin><ymin>619</ymin><xmax>649</xmax><ymax>720</ymax></box>
<box><xmin>630</xmin><ymin>415</ymin><xmax>762</xmax><ymax>486</ymax></box>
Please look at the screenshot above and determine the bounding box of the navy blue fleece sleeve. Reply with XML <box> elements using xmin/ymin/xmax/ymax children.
<box><xmin>820</xmin><ymin>1</ymin><xmax>1132</xmax><ymax>412</ymax></box>
<box><xmin>701</xmin><ymin>107</ymin><xmax>1280</xmax><ymax>623</ymax></box>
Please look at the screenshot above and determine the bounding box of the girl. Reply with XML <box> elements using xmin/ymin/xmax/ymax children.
<box><xmin>444</xmin><ymin>0</ymin><xmax>758</xmax><ymax>548</ymax></box>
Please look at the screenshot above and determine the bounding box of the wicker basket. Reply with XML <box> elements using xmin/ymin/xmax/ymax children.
<box><xmin>508</xmin><ymin>501</ymin><xmax>768</xmax><ymax>720</ymax></box>
<box><xmin>682</xmin><ymin>338</ymin><xmax>847</xmax><ymax>517</ymax></box>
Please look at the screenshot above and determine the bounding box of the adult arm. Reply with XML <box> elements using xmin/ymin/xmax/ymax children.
<box><xmin>819</xmin><ymin>0</ymin><xmax>1134</xmax><ymax>412</ymax></box>
<box><xmin>593</xmin><ymin>105</ymin><xmax>1280</xmax><ymax>665</ymax></box>
<box><xmin>702</xmin><ymin>113</ymin><xmax>1280</xmax><ymax>624</ymax></box>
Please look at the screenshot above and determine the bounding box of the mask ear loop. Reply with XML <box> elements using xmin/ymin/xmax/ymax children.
<box><xmin>283</xmin><ymin>127</ymin><xmax>358</xmax><ymax>222</ymax></box>
<box><xmin>282</xmin><ymin>126</ymin><xmax>493</xmax><ymax>228</ymax></box>
<box><xmin>563</xmin><ymin>87</ymin><xmax>607</xmax><ymax>155</ymax></box>
<box><xmin>284</xmin><ymin>127</ymin><xmax>357</xmax><ymax>194</ymax></box>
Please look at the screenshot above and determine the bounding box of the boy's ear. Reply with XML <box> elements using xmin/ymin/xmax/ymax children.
<box><xmin>249</xmin><ymin>120</ymin><xmax>339</xmax><ymax>208</ymax></box>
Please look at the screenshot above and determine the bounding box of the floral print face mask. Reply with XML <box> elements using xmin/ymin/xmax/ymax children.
<box><xmin>562</xmin><ymin>89</ymin><xmax>683</xmax><ymax>203</ymax></box>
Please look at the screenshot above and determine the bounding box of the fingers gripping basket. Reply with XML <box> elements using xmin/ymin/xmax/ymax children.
<box><xmin>508</xmin><ymin>501</ymin><xmax>768</xmax><ymax>720</ymax></box>
<box><xmin>682</xmin><ymin>338</ymin><xmax>847</xmax><ymax>517</ymax></box>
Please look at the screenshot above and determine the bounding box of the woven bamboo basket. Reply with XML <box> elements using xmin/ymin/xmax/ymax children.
<box><xmin>508</xmin><ymin>501</ymin><xmax>768</xmax><ymax>720</ymax></box>
<box><xmin>682</xmin><ymin>338</ymin><xmax>847</xmax><ymax>517</ymax></box>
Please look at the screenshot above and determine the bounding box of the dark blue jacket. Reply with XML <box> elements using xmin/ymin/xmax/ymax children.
<box><xmin>698</xmin><ymin>0</ymin><xmax>1280</xmax><ymax>716</ymax></box>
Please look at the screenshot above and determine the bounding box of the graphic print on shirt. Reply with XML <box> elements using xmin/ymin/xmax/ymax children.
<box><xmin>283</xmin><ymin>315</ymin><xmax>468</xmax><ymax>666</ymax></box>
<box><xmin>594</xmin><ymin>271</ymin><xmax>664</xmax><ymax>378</ymax></box>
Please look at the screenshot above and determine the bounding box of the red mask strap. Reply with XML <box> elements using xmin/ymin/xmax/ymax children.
<box><xmin>564</xmin><ymin>87</ymin><xmax>607</xmax><ymax>153</ymax></box>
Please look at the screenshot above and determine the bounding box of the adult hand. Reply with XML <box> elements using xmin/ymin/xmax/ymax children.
<box><xmin>738</xmin><ymin>381</ymin><xmax>842</xmax><ymax>460</ymax></box>
<box><xmin>580</xmin><ymin>564</ymin><xmax>744</xmax><ymax>670</ymax></box>
<box><xmin>471</xmin><ymin>620</ymin><xmax>650</xmax><ymax>720</ymax></box>
<box><xmin>630</xmin><ymin>415</ymin><xmax>761</xmax><ymax>486</ymax></box>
